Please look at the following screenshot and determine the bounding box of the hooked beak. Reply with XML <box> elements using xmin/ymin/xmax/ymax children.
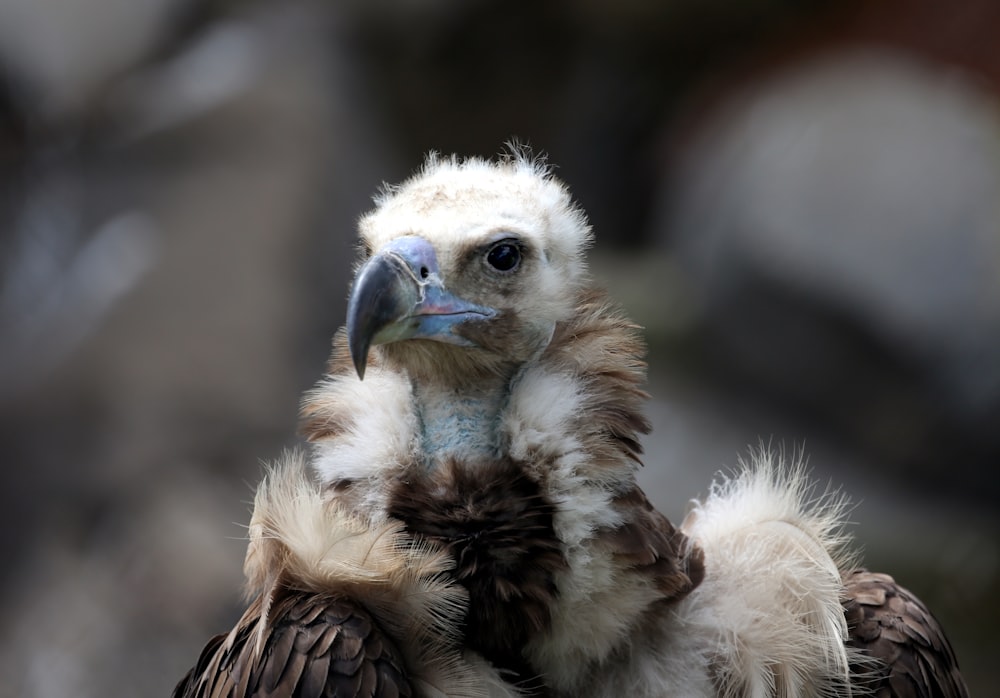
<box><xmin>346</xmin><ymin>235</ymin><xmax>496</xmax><ymax>379</ymax></box>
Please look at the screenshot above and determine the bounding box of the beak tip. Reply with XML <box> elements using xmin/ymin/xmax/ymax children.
<box><xmin>345</xmin><ymin>252</ymin><xmax>405</xmax><ymax>382</ymax></box>
<box><xmin>347</xmin><ymin>330</ymin><xmax>369</xmax><ymax>381</ymax></box>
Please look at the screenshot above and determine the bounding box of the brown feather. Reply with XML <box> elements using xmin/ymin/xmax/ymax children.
<box><xmin>172</xmin><ymin>590</ymin><xmax>412</xmax><ymax>698</ymax></box>
<box><xmin>542</xmin><ymin>290</ymin><xmax>651</xmax><ymax>464</ymax></box>
<box><xmin>598</xmin><ymin>487</ymin><xmax>705</xmax><ymax>600</ymax></box>
<box><xmin>842</xmin><ymin>568</ymin><xmax>969</xmax><ymax>698</ymax></box>
<box><xmin>387</xmin><ymin>457</ymin><xmax>564</xmax><ymax>691</ymax></box>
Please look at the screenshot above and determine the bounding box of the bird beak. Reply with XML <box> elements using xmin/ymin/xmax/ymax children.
<box><xmin>347</xmin><ymin>235</ymin><xmax>496</xmax><ymax>379</ymax></box>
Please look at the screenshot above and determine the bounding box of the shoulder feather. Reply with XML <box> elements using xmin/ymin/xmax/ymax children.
<box><xmin>678</xmin><ymin>448</ymin><xmax>863</xmax><ymax>697</ymax></box>
<box><xmin>177</xmin><ymin>451</ymin><xmax>520</xmax><ymax>698</ymax></box>
<box><xmin>172</xmin><ymin>590</ymin><xmax>413</xmax><ymax>698</ymax></box>
<box><xmin>842</xmin><ymin>568</ymin><xmax>969</xmax><ymax>697</ymax></box>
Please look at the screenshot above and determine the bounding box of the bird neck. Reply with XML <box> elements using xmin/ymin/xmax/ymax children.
<box><xmin>410</xmin><ymin>371</ymin><xmax>514</xmax><ymax>467</ymax></box>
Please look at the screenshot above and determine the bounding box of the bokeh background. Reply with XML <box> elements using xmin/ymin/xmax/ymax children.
<box><xmin>1</xmin><ymin>0</ymin><xmax>997</xmax><ymax>695</ymax></box>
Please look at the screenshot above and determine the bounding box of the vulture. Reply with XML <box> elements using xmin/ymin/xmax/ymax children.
<box><xmin>175</xmin><ymin>151</ymin><xmax>968</xmax><ymax>697</ymax></box>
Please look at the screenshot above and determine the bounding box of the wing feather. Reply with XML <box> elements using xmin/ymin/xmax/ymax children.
<box><xmin>172</xmin><ymin>590</ymin><xmax>412</xmax><ymax>698</ymax></box>
<box><xmin>842</xmin><ymin>568</ymin><xmax>968</xmax><ymax>698</ymax></box>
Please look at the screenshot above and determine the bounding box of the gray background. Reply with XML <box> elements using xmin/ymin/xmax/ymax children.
<box><xmin>0</xmin><ymin>0</ymin><xmax>997</xmax><ymax>694</ymax></box>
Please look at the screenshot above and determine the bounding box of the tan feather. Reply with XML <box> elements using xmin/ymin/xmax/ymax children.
<box><xmin>175</xmin><ymin>451</ymin><xmax>520</xmax><ymax>698</ymax></box>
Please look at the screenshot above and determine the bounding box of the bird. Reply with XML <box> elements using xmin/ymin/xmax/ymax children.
<box><xmin>175</xmin><ymin>149</ymin><xmax>968</xmax><ymax>697</ymax></box>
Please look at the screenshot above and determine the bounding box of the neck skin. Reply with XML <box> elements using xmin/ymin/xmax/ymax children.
<box><xmin>377</xmin><ymin>329</ymin><xmax>554</xmax><ymax>468</ymax></box>
<box><xmin>408</xmin><ymin>367</ymin><xmax>517</xmax><ymax>467</ymax></box>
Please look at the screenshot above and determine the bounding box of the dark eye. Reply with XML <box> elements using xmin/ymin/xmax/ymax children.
<box><xmin>485</xmin><ymin>240</ymin><xmax>521</xmax><ymax>273</ymax></box>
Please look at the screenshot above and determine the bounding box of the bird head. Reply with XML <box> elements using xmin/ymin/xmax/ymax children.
<box><xmin>347</xmin><ymin>152</ymin><xmax>593</xmax><ymax>383</ymax></box>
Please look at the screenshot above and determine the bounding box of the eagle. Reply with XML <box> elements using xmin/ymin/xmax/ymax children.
<box><xmin>175</xmin><ymin>151</ymin><xmax>968</xmax><ymax>697</ymax></box>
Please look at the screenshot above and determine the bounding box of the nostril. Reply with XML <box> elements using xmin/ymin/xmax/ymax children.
<box><xmin>419</xmin><ymin>266</ymin><xmax>429</xmax><ymax>279</ymax></box>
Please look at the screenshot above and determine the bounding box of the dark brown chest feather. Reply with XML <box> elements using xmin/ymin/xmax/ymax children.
<box><xmin>387</xmin><ymin>459</ymin><xmax>566</xmax><ymax>685</ymax></box>
<box><xmin>842</xmin><ymin>568</ymin><xmax>968</xmax><ymax>698</ymax></box>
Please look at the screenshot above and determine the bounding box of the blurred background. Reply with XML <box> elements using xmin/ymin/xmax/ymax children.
<box><xmin>0</xmin><ymin>0</ymin><xmax>997</xmax><ymax>694</ymax></box>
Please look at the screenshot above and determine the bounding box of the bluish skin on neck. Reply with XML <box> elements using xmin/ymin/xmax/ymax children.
<box><xmin>411</xmin><ymin>376</ymin><xmax>512</xmax><ymax>467</ymax></box>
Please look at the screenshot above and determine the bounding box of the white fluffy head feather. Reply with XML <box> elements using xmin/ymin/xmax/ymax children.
<box><xmin>358</xmin><ymin>150</ymin><xmax>593</xmax><ymax>333</ymax></box>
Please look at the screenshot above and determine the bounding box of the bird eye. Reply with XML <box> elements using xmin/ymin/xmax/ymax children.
<box><xmin>485</xmin><ymin>240</ymin><xmax>521</xmax><ymax>273</ymax></box>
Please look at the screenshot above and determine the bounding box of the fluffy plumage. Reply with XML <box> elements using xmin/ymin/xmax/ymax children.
<box><xmin>174</xmin><ymin>453</ymin><xmax>519</xmax><ymax>698</ymax></box>
<box><xmin>303</xmin><ymin>290</ymin><xmax>704</xmax><ymax>690</ymax></box>
<box><xmin>675</xmin><ymin>455</ymin><xmax>861</xmax><ymax>697</ymax></box>
<box><xmin>177</xmin><ymin>150</ymin><xmax>968</xmax><ymax>697</ymax></box>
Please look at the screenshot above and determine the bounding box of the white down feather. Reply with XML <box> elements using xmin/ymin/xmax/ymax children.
<box><xmin>670</xmin><ymin>450</ymin><xmax>867</xmax><ymax>698</ymax></box>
